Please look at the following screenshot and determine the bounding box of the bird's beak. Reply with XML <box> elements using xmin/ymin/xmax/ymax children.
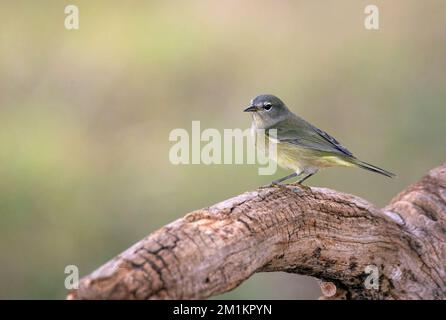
<box><xmin>243</xmin><ymin>105</ymin><xmax>258</xmax><ymax>112</ymax></box>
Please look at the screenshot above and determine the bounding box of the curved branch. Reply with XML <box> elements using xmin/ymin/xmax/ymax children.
<box><xmin>67</xmin><ymin>163</ymin><xmax>446</xmax><ymax>300</ymax></box>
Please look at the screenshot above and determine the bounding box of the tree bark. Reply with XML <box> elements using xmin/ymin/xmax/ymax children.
<box><xmin>67</xmin><ymin>163</ymin><xmax>446</xmax><ymax>300</ymax></box>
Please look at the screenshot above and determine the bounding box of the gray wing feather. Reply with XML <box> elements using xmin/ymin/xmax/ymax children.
<box><xmin>311</xmin><ymin>125</ymin><xmax>354</xmax><ymax>157</ymax></box>
<box><xmin>267</xmin><ymin>116</ymin><xmax>354</xmax><ymax>158</ymax></box>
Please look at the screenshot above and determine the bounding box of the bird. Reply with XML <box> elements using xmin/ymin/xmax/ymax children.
<box><xmin>244</xmin><ymin>94</ymin><xmax>395</xmax><ymax>186</ymax></box>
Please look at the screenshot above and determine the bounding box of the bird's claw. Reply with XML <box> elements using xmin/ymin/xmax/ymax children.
<box><xmin>261</xmin><ymin>181</ymin><xmax>282</xmax><ymax>189</ymax></box>
<box><xmin>294</xmin><ymin>183</ymin><xmax>311</xmax><ymax>191</ymax></box>
<box><xmin>261</xmin><ymin>181</ymin><xmax>311</xmax><ymax>193</ymax></box>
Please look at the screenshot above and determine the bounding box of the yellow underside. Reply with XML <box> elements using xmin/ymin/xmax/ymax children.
<box><xmin>268</xmin><ymin>141</ymin><xmax>355</xmax><ymax>173</ymax></box>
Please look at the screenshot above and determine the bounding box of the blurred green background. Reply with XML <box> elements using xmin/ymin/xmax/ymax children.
<box><xmin>0</xmin><ymin>0</ymin><xmax>445</xmax><ymax>299</ymax></box>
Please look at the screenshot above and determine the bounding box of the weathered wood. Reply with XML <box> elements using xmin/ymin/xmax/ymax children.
<box><xmin>67</xmin><ymin>163</ymin><xmax>446</xmax><ymax>300</ymax></box>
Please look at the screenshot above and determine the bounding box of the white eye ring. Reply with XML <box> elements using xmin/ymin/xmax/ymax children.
<box><xmin>263</xmin><ymin>102</ymin><xmax>272</xmax><ymax>110</ymax></box>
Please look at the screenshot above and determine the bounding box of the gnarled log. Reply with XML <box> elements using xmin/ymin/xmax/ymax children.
<box><xmin>67</xmin><ymin>163</ymin><xmax>446</xmax><ymax>300</ymax></box>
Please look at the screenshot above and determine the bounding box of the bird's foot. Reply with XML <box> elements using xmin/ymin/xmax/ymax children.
<box><xmin>293</xmin><ymin>183</ymin><xmax>311</xmax><ymax>192</ymax></box>
<box><xmin>261</xmin><ymin>182</ymin><xmax>279</xmax><ymax>188</ymax></box>
<box><xmin>261</xmin><ymin>181</ymin><xmax>285</xmax><ymax>189</ymax></box>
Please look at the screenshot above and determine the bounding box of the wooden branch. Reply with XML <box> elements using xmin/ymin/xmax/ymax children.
<box><xmin>67</xmin><ymin>163</ymin><xmax>446</xmax><ymax>300</ymax></box>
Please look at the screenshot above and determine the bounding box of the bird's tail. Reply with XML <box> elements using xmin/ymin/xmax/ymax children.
<box><xmin>351</xmin><ymin>159</ymin><xmax>396</xmax><ymax>178</ymax></box>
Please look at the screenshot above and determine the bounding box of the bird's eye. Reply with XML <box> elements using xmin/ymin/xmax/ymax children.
<box><xmin>263</xmin><ymin>103</ymin><xmax>272</xmax><ymax>111</ymax></box>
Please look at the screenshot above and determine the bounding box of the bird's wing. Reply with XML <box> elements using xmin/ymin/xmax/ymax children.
<box><xmin>309</xmin><ymin>124</ymin><xmax>354</xmax><ymax>157</ymax></box>
<box><xmin>267</xmin><ymin>116</ymin><xmax>354</xmax><ymax>157</ymax></box>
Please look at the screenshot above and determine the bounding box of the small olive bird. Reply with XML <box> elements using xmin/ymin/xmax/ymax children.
<box><xmin>244</xmin><ymin>94</ymin><xmax>395</xmax><ymax>185</ymax></box>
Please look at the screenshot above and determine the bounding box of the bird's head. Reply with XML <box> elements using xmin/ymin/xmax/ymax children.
<box><xmin>244</xmin><ymin>94</ymin><xmax>290</xmax><ymax>128</ymax></box>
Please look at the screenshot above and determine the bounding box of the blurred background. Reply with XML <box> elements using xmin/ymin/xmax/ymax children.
<box><xmin>0</xmin><ymin>0</ymin><xmax>445</xmax><ymax>299</ymax></box>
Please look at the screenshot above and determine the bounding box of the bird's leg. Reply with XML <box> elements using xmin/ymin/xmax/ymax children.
<box><xmin>297</xmin><ymin>173</ymin><xmax>315</xmax><ymax>185</ymax></box>
<box><xmin>264</xmin><ymin>172</ymin><xmax>299</xmax><ymax>188</ymax></box>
